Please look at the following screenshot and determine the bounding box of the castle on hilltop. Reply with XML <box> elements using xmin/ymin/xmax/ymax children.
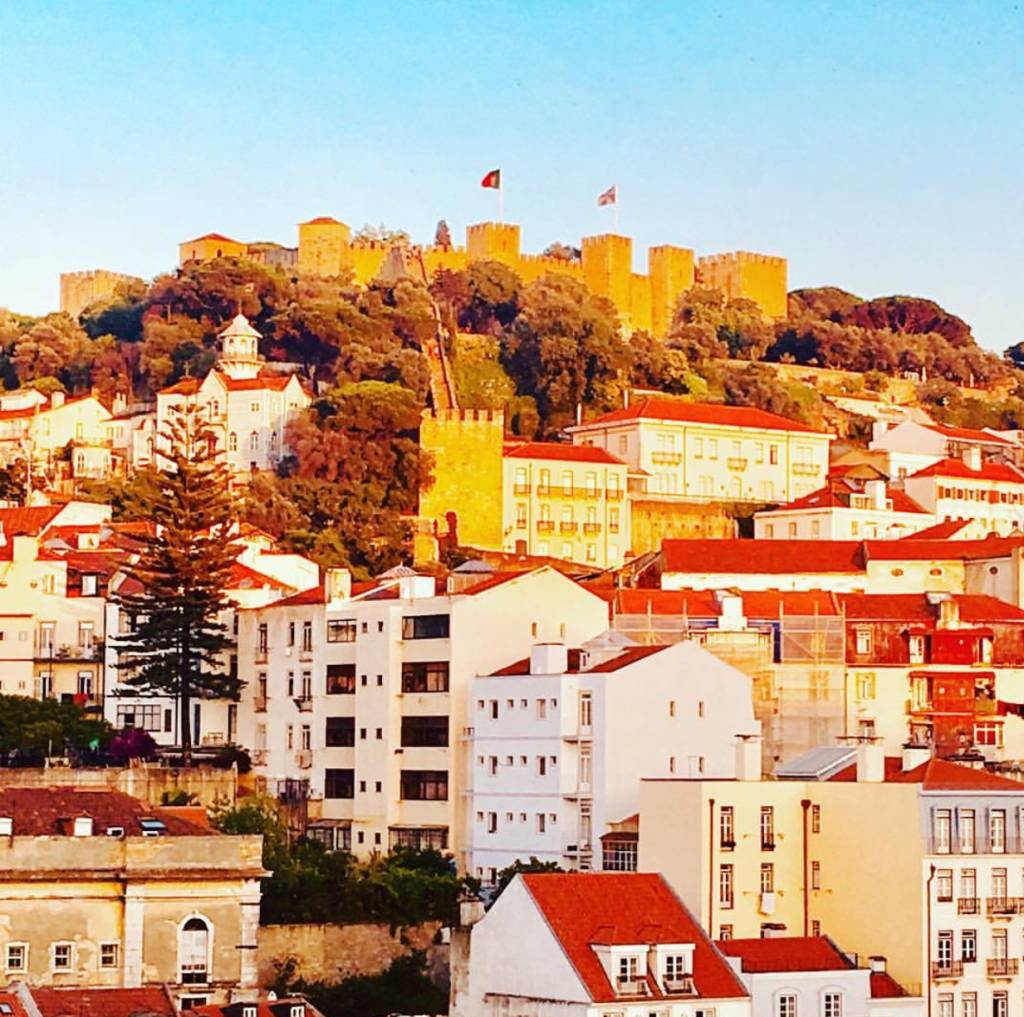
<box><xmin>59</xmin><ymin>268</ymin><xmax>143</xmax><ymax>320</ymax></box>
<box><xmin>178</xmin><ymin>217</ymin><xmax>788</xmax><ymax>334</ymax></box>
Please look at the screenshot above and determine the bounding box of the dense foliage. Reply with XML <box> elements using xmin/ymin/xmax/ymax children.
<box><xmin>0</xmin><ymin>694</ymin><xmax>110</xmax><ymax>762</ymax></box>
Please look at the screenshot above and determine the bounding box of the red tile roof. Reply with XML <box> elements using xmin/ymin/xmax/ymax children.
<box><xmin>864</xmin><ymin>537</ymin><xmax>1024</xmax><ymax>561</ymax></box>
<box><xmin>31</xmin><ymin>986</ymin><xmax>177</xmax><ymax>1017</ymax></box>
<box><xmin>504</xmin><ymin>441</ymin><xmax>626</xmax><ymax>465</ymax></box>
<box><xmin>0</xmin><ymin>989</ymin><xmax>32</xmax><ymax>1017</ymax></box>
<box><xmin>586</xmin><ymin>644</ymin><xmax>670</xmax><ymax>672</ymax></box>
<box><xmin>716</xmin><ymin>936</ymin><xmax>853</xmax><ymax>973</ymax></box>
<box><xmin>901</xmin><ymin>519</ymin><xmax>971</xmax><ymax>540</ymax></box>
<box><xmin>774</xmin><ymin>483</ymin><xmax>928</xmax><ymax>515</ymax></box>
<box><xmin>871</xmin><ymin>971</ymin><xmax>911</xmax><ymax>998</ymax></box>
<box><xmin>229</xmin><ymin>561</ymin><xmax>291</xmax><ymax>591</ymax></box>
<box><xmin>522</xmin><ymin>872</ymin><xmax>748</xmax><ymax>1002</ymax></box>
<box><xmin>909</xmin><ymin>458</ymin><xmax>1024</xmax><ymax>483</ymax></box>
<box><xmin>0</xmin><ymin>505</ymin><xmax>63</xmax><ymax>536</ymax></box>
<box><xmin>926</xmin><ymin>423</ymin><xmax>1012</xmax><ymax>445</ymax></box>
<box><xmin>837</xmin><ymin>593</ymin><xmax>1024</xmax><ymax>623</ymax></box>
<box><xmin>190</xmin><ymin>998</ymin><xmax>322</xmax><ymax>1017</ymax></box>
<box><xmin>300</xmin><ymin>216</ymin><xmax>343</xmax><ymax>225</ymax></box>
<box><xmin>612</xmin><ymin>588</ymin><xmax>840</xmax><ymax>618</ymax></box>
<box><xmin>159</xmin><ymin>372</ymin><xmax>301</xmax><ymax>396</ymax></box>
<box><xmin>181</xmin><ymin>232</ymin><xmax>243</xmax><ymax>245</ymax></box>
<box><xmin>828</xmin><ymin>757</ymin><xmax>1024</xmax><ymax>791</ymax></box>
<box><xmin>0</xmin><ymin>788</ymin><xmax>213</xmax><ymax>836</ymax></box>
<box><xmin>662</xmin><ymin>539</ymin><xmax>864</xmax><ymax>575</ymax></box>
<box><xmin>574</xmin><ymin>397</ymin><xmax>828</xmax><ymax>435</ymax></box>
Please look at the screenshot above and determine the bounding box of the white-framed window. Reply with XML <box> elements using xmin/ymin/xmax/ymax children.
<box><xmin>664</xmin><ymin>953</ymin><xmax>689</xmax><ymax>979</ymax></box>
<box><xmin>855</xmin><ymin>672</ymin><xmax>876</xmax><ymax>700</ymax></box>
<box><xmin>959</xmin><ymin>809</ymin><xmax>976</xmax><ymax>853</ymax></box>
<box><xmin>823</xmin><ymin>991</ymin><xmax>842</xmax><ymax>1017</ymax></box>
<box><xmin>81</xmin><ymin>574</ymin><xmax>98</xmax><ymax>596</ymax></box>
<box><xmin>961</xmin><ymin>993</ymin><xmax>977</xmax><ymax>1017</ymax></box>
<box><xmin>228</xmin><ymin>432</ymin><xmax>238</xmax><ymax>452</ymax></box>
<box><xmin>855</xmin><ymin>628</ymin><xmax>872</xmax><ymax>655</ymax></box>
<box><xmin>100</xmin><ymin>942</ymin><xmax>120</xmax><ymax>968</ymax></box>
<box><xmin>5</xmin><ymin>942</ymin><xmax>27</xmax><ymax>972</ymax></box>
<box><xmin>938</xmin><ymin>994</ymin><xmax>953</xmax><ymax>1017</ymax></box>
<box><xmin>776</xmin><ymin>992</ymin><xmax>797</xmax><ymax>1017</ymax></box>
<box><xmin>719</xmin><ymin>863</ymin><xmax>733</xmax><ymax>908</ymax></box>
<box><xmin>179</xmin><ymin>915</ymin><xmax>211</xmax><ymax>984</ymax></box>
<box><xmin>934</xmin><ymin>809</ymin><xmax>951</xmax><ymax>853</ymax></box>
<box><xmin>909</xmin><ymin>634</ymin><xmax>926</xmax><ymax>663</ymax></box>
<box><xmin>51</xmin><ymin>941</ymin><xmax>74</xmax><ymax>971</ymax></box>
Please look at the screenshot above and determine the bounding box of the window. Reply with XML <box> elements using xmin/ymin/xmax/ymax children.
<box><xmin>962</xmin><ymin>994</ymin><xmax>977</xmax><ymax>1017</ymax></box>
<box><xmin>760</xmin><ymin>806</ymin><xmax>775</xmax><ymax>849</ymax></box>
<box><xmin>938</xmin><ymin>995</ymin><xmax>953</xmax><ymax>1017</ymax></box>
<box><xmin>326</xmin><ymin>664</ymin><xmax>356</xmax><ymax>694</ymax></box>
<box><xmin>788</xmin><ymin>522</ymin><xmax>797</xmax><ymax>539</ymax></box>
<box><xmin>990</xmin><ymin>809</ymin><xmax>1006</xmax><ymax>853</ymax></box>
<box><xmin>720</xmin><ymin>806</ymin><xmax>735</xmax><ymax>849</ymax></box>
<box><xmin>400</xmin><ymin>770</ymin><xmax>448</xmax><ymax>800</ymax></box>
<box><xmin>116</xmin><ymin>704</ymin><xmax>164</xmax><ymax>731</ymax></box>
<box><xmin>402</xmin><ymin>614</ymin><xmax>450</xmax><ymax>640</ymax></box>
<box><xmin>909</xmin><ymin>634</ymin><xmax>926</xmax><ymax>663</ymax></box>
<box><xmin>301</xmin><ymin>621</ymin><xmax>313</xmax><ymax>653</ymax></box>
<box><xmin>177</xmin><ymin>917</ymin><xmax>210</xmax><ymax>984</ymax></box>
<box><xmin>760</xmin><ymin>862</ymin><xmax>774</xmax><ymax>893</ymax></box>
<box><xmin>326</xmin><ymin>619</ymin><xmax>357</xmax><ymax>642</ymax></box>
<box><xmin>961</xmin><ymin>929</ymin><xmax>977</xmax><ymax>963</ymax></box>
<box><xmin>325</xmin><ymin>717</ymin><xmax>355</xmax><ymax>747</ymax></box>
<box><xmin>936</xmin><ymin>868</ymin><xmax>953</xmax><ymax>901</ymax></box>
<box><xmin>934</xmin><ymin>809</ymin><xmax>951</xmax><ymax>853</ymax></box>
<box><xmin>100</xmin><ymin>942</ymin><xmax>119</xmax><ymax>968</ymax></box>
<box><xmin>664</xmin><ymin>953</ymin><xmax>689</xmax><ymax>981</ymax></box>
<box><xmin>537</xmin><ymin>755</ymin><xmax>547</xmax><ymax>776</ymax></box>
<box><xmin>811</xmin><ymin>860</ymin><xmax>821</xmax><ymax>889</ymax></box>
<box><xmin>537</xmin><ymin>813</ymin><xmax>546</xmax><ymax>833</ymax></box>
<box><xmin>719</xmin><ymin>926</ymin><xmax>733</xmax><ymax>941</ymax></box>
<box><xmin>811</xmin><ymin>804</ymin><xmax>821</xmax><ymax>833</ymax></box>
<box><xmin>993</xmin><ymin>993</ymin><xmax>1007</xmax><ymax>1017</ymax></box>
<box><xmin>769</xmin><ymin>445</ymin><xmax>779</xmax><ymax>465</ymax></box>
<box><xmin>401</xmin><ymin>716</ymin><xmax>449</xmax><ymax>747</ymax></box>
<box><xmin>719</xmin><ymin>864</ymin><xmax>733</xmax><ymax>908</ymax></box>
<box><xmin>325</xmin><ymin>769</ymin><xmax>355</xmax><ymax>799</ymax></box>
<box><xmin>249</xmin><ymin>431</ymin><xmax>259</xmax><ymax>451</ymax></box>
<box><xmin>579</xmin><ymin>691</ymin><xmax>592</xmax><ymax>728</ymax></box>
<box><xmin>5</xmin><ymin>943</ymin><xmax>26</xmax><ymax>972</ymax></box>
<box><xmin>52</xmin><ymin>942</ymin><xmax>74</xmax><ymax>971</ymax></box>
<box><xmin>257</xmin><ymin>623</ymin><xmax>268</xmax><ymax>654</ymax></box>
<box><xmin>776</xmin><ymin>993</ymin><xmax>796</xmax><ymax>1017</ymax></box>
<box><xmin>823</xmin><ymin>993</ymin><xmax>842</xmax><ymax>1017</ymax></box>
<box><xmin>959</xmin><ymin>809</ymin><xmax>976</xmax><ymax>853</ymax></box>
<box><xmin>287</xmin><ymin>622</ymin><xmax>296</xmax><ymax>647</ymax></box>
<box><xmin>402</xmin><ymin>661</ymin><xmax>450</xmax><ymax>692</ymax></box>
<box><xmin>855</xmin><ymin>672</ymin><xmax>876</xmax><ymax>700</ymax></box>
<box><xmin>855</xmin><ymin>628</ymin><xmax>872</xmax><ymax>655</ymax></box>
<box><xmin>81</xmin><ymin>574</ymin><xmax>98</xmax><ymax>596</ymax></box>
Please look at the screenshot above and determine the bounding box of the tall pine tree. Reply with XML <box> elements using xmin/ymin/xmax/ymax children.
<box><xmin>114</xmin><ymin>404</ymin><xmax>240</xmax><ymax>761</ymax></box>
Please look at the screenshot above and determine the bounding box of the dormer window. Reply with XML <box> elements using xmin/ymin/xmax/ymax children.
<box><xmin>243</xmin><ymin>1007</ymin><xmax>257</xmax><ymax>1017</ymax></box>
<box><xmin>139</xmin><ymin>817</ymin><xmax>167</xmax><ymax>837</ymax></box>
<box><xmin>290</xmin><ymin>1007</ymin><xmax>305</xmax><ymax>1017</ymax></box>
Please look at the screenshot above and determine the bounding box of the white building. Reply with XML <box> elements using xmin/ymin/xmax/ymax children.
<box><xmin>718</xmin><ymin>936</ymin><xmax>921</xmax><ymax>1017</ymax></box>
<box><xmin>235</xmin><ymin>565</ymin><xmax>611</xmax><ymax>865</ymax></box>
<box><xmin>568</xmin><ymin>397</ymin><xmax>834</xmax><ymax>504</ymax></box>
<box><xmin>754</xmin><ymin>476</ymin><xmax>934</xmax><ymax>541</ymax></box>
<box><xmin>869</xmin><ymin>421</ymin><xmax>1018</xmax><ymax>481</ymax></box>
<box><xmin>450</xmin><ymin>871</ymin><xmax>753</xmax><ymax>1017</ymax></box>
<box><xmin>468</xmin><ymin>638</ymin><xmax>757</xmax><ymax>883</ymax></box>
<box><xmin>157</xmin><ymin>314</ymin><xmax>311</xmax><ymax>475</ymax></box>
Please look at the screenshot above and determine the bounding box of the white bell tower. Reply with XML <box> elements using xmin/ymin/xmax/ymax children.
<box><xmin>217</xmin><ymin>314</ymin><xmax>264</xmax><ymax>380</ymax></box>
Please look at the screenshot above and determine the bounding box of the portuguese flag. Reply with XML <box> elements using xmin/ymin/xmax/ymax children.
<box><xmin>480</xmin><ymin>168</ymin><xmax>501</xmax><ymax>189</ymax></box>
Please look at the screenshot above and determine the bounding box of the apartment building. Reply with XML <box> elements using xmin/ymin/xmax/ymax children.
<box><xmin>639</xmin><ymin>739</ymin><xmax>1024</xmax><ymax>1011</ymax></box>
<box><xmin>450</xmin><ymin>872</ymin><xmax>751</xmax><ymax>1017</ymax></box>
<box><xmin>718</xmin><ymin>936</ymin><xmax>921</xmax><ymax>1017</ymax></box>
<box><xmin>568</xmin><ymin>397</ymin><xmax>833</xmax><ymax>504</ymax></box>
<box><xmin>502</xmin><ymin>442</ymin><xmax>631</xmax><ymax>568</ymax></box>
<box><xmin>754</xmin><ymin>476</ymin><xmax>934</xmax><ymax>541</ymax></box>
<box><xmin>235</xmin><ymin>565</ymin><xmax>610</xmax><ymax>865</ymax></box>
<box><xmin>903</xmin><ymin>454</ymin><xmax>1024</xmax><ymax>537</ymax></box>
<box><xmin>870</xmin><ymin>422</ymin><xmax>1018</xmax><ymax>481</ymax></box>
<box><xmin>468</xmin><ymin>638</ymin><xmax>757</xmax><ymax>882</ymax></box>
<box><xmin>0</xmin><ymin>787</ymin><xmax>264</xmax><ymax>1010</ymax></box>
<box><xmin>157</xmin><ymin>314</ymin><xmax>310</xmax><ymax>475</ymax></box>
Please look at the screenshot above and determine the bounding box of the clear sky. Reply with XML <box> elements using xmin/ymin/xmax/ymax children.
<box><xmin>0</xmin><ymin>1</ymin><xmax>1021</xmax><ymax>348</ymax></box>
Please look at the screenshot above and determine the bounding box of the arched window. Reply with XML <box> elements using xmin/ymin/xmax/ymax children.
<box><xmin>249</xmin><ymin>431</ymin><xmax>259</xmax><ymax>452</ymax></box>
<box><xmin>179</xmin><ymin>916</ymin><xmax>210</xmax><ymax>984</ymax></box>
<box><xmin>228</xmin><ymin>432</ymin><xmax>238</xmax><ymax>452</ymax></box>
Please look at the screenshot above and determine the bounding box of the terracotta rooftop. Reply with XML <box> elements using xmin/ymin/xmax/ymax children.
<box><xmin>504</xmin><ymin>441</ymin><xmax>626</xmax><ymax>465</ymax></box>
<box><xmin>662</xmin><ymin>539</ymin><xmax>864</xmax><ymax>575</ymax></box>
<box><xmin>573</xmin><ymin>397</ymin><xmax>829</xmax><ymax>435</ymax></box>
<box><xmin>716</xmin><ymin>935</ymin><xmax>854</xmax><ymax>973</ymax></box>
<box><xmin>837</xmin><ymin>592</ymin><xmax>1024</xmax><ymax>623</ymax></box>
<box><xmin>31</xmin><ymin>986</ymin><xmax>177</xmax><ymax>1017</ymax></box>
<box><xmin>522</xmin><ymin>872</ymin><xmax>748</xmax><ymax>1003</ymax></box>
<box><xmin>900</xmin><ymin>519</ymin><xmax>971</xmax><ymax>540</ymax></box>
<box><xmin>190</xmin><ymin>999</ymin><xmax>322</xmax><ymax>1017</ymax></box>
<box><xmin>871</xmin><ymin>971</ymin><xmax>912</xmax><ymax>998</ymax></box>
<box><xmin>909</xmin><ymin>457</ymin><xmax>1024</xmax><ymax>483</ymax></box>
<box><xmin>828</xmin><ymin>756</ymin><xmax>1024</xmax><ymax>791</ymax></box>
<box><xmin>0</xmin><ymin>788</ymin><xmax>213</xmax><ymax>836</ymax></box>
<box><xmin>926</xmin><ymin>423</ymin><xmax>1012</xmax><ymax>445</ymax></box>
<box><xmin>772</xmin><ymin>481</ymin><xmax>928</xmax><ymax>515</ymax></box>
<box><xmin>181</xmin><ymin>232</ymin><xmax>243</xmax><ymax>245</ymax></box>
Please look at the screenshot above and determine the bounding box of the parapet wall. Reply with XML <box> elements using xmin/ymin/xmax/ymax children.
<box><xmin>60</xmin><ymin>269</ymin><xmax>142</xmax><ymax>320</ymax></box>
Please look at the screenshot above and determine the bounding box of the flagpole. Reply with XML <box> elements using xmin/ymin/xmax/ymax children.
<box><xmin>613</xmin><ymin>186</ymin><xmax>619</xmax><ymax>232</ymax></box>
<box><xmin>499</xmin><ymin>180</ymin><xmax>504</xmax><ymax>224</ymax></box>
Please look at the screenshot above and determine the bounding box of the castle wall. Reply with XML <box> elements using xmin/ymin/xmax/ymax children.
<box><xmin>697</xmin><ymin>250</ymin><xmax>788</xmax><ymax>320</ymax></box>
<box><xmin>419</xmin><ymin>409</ymin><xmax>504</xmax><ymax>552</ymax></box>
<box><xmin>649</xmin><ymin>245</ymin><xmax>695</xmax><ymax>336</ymax></box>
<box><xmin>59</xmin><ymin>270</ymin><xmax>142</xmax><ymax>320</ymax></box>
<box><xmin>297</xmin><ymin>219</ymin><xmax>350</xmax><ymax>277</ymax></box>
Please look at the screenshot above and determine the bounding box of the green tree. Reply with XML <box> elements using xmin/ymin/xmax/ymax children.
<box><xmin>0</xmin><ymin>694</ymin><xmax>110</xmax><ymax>761</ymax></box>
<box><xmin>491</xmin><ymin>857</ymin><xmax>565</xmax><ymax>904</ymax></box>
<box><xmin>112</xmin><ymin>405</ymin><xmax>240</xmax><ymax>761</ymax></box>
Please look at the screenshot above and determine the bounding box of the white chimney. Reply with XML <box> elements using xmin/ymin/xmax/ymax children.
<box><xmin>856</xmin><ymin>739</ymin><xmax>885</xmax><ymax>782</ymax></box>
<box><xmin>963</xmin><ymin>445</ymin><xmax>982</xmax><ymax>471</ymax></box>
<box><xmin>325</xmin><ymin>567</ymin><xmax>352</xmax><ymax>603</ymax></box>
<box><xmin>399</xmin><ymin>574</ymin><xmax>436</xmax><ymax>600</ymax></box>
<box><xmin>901</xmin><ymin>742</ymin><xmax>932</xmax><ymax>772</ymax></box>
<box><xmin>73</xmin><ymin>816</ymin><xmax>93</xmax><ymax>837</ymax></box>
<box><xmin>865</xmin><ymin>479</ymin><xmax>887</xmax><ymax>511</ymax></box>
<box><xmin>735</xmin><ymin>734</ymin><xmax>761</xmax><ymax>781</ymax></box>
<box><xmin>530</xmin><ymin>642</ymin><xmax>568</xmax><ymax>675</ymax></box>
<box><xmin>717</xmin><ymin>593</ymin><xmax>747</xmax><ymax>632</ymax></box>
<box><xmin>938</xmin><ymin>598</ymin><xmax>960</xmax><ymax>630</ymax></box>
<box><xmin>869</xmin><ymin>956</ymin><xmax>887</xmax><ymax>973</ymax></box>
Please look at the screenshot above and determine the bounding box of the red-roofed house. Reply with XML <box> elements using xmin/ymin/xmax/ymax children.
<box><xmin>0</xmin><ymin>788</ymin><xmax>265</xmax><ymax>1010</ymax></box>
<box><xmin>451</xmin><ymin>872</ymin><xmax>751</xmax><ymax>1017</ymax></box>
<box><xmin>178</xmin><ymin>233</ymin><xmax>248</xmax><ymax>263</ymax></box>
<box><xmin>718</xmin><ymin>937</ymin><xmax>920</xmax><ymax>1017</ymax></box>
<box><xmin>469</xmin><ymin>637</ymin><xmax>757</xmax><ymax>881</ymax></box>
<box><xmin>156</xmin><ymin>315</ymin><xmax>310</xmax><ymax>477</ymax></box>
<box><xmin>567</xmin><ymin>396</ymin><xmax>833</xmax><ymax>506</ymax></box>
<box><xmin>870</xmin><ymin>418</ymin><xmax>1018</xmax><ymax>480</ymax></box>
<box><xmin>754</xmin><ymin>475</ymin><xmax>935</xmax><ymax>541</ymax></box>
<box><xmin>640</xmin><ymin>742</ymin><xmax>1024</xmax><ymax>1007</ymax></box>
<box><xmin>502</xmin><ymin>440</ymin><xmax>631</xmax><ymax>568</ymax></box>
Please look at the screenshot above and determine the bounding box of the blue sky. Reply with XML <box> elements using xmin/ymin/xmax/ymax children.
<box><xmin>0</xmin><ymin>1</ymin><xmax>1021</xmax><ymax>349</ymax></box>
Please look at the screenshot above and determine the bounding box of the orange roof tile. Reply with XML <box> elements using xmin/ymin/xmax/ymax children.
<box><xmin>871</xmin><ymin>971</ymin><xmax>911</xmax><ymax>998</ymax></box>
<box><xmin>181</xmin><ymin>232</ymin><xmax>243</xmax><ymax>245</ymax></box>
<box><xmin>662</xmin><ymin>539</ymin><xmax>864</xmax><ymax>575</ymax></box>
<box><xmin>575</xmin><ymin>397</ymin><xmax>828</xmax><ymax>435</ymax></box>
<box><xmin>829</xmin><ymin>757</ymin><xmax>1024</xmax><ymax>791</ymax></box>
<box><xmin>31</xmin><ymin>987</ymin><xmax>177</xmax><ymax>1017</ymax></box>
<box><xmin>838</xmin><ymin>593</ymin><xmax>1024</xmax><ymax>623</ymax></box>
<box><xmin>909</xmin><ymin>458</ymin><xmax>1024</xmax><ymax>483</ymax></box>
<box><xmin>926</xmin><ymin>423</ymin><xmax>1012</xmax><ymax>445</ymax></box>
<box><xmin>504</xmin><ymin>441</ymin><xmax>626</xmax><ymax>465</ymax></box>
<box><xmin>522</xmin><ymin>873</ymin><xmax>748</xmax><ymax>1002</ymax></box>
<box><xmin>717</xmin><ymin>936</ymin><xmax>854</xmax><ymax>973</ymax></box>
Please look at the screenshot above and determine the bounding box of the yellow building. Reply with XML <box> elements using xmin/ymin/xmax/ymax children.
<box><xmin>639</xmin><ymin>738</ymin><xmax>1024</xmax><ymax>1005</ymax></box>
<box><xmin>181</xmin><ymin>217</ymin><xmax>788</xmax><ymax>332</ymax></box>
<box><xmin>569</xmin><ymin>397</ymin><xmax>834</xmax><ymax>505</ymax></box>
<box><xmin>502</xmin><ymin>441</ymin><xmax>630</xmax><ymax>568</ymax></box>
<box><xmin>0</xmin><ymin>787</ymin><xmax>265</xmax><ymax>1010</ymax></box>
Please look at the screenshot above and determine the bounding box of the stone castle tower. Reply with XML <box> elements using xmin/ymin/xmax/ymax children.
<box><xmin>60</xmin><ymin>269</ymin><xmax>143</xmax><ymax>320</ymax></box>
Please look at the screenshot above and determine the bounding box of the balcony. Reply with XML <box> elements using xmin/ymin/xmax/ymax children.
<box><xmin>513</xmin><ymin>483</ymin><xmax>531</xmax><ymax>495</ymax></box>
<box><xmin>250</xmin><ymin>749</ymin><xmax>267</xmax><ymax>766</ymax></box>
<box><xmin>299</xmin><ymin>648</ymin><xmax>314</xmax><ymax>662</ymax></box>
<box><xmin>958</xmin><ymin>897</ymin><xmax>981</xmax><ymax>915</ymax></box>
<box><xmin>606</xmin><ymin>489</ymin><xmax>624</xmax><ymax>501</ymax></box>
<box><xmin>583</xmin><ymin>522</ymin><xmax>602</xmax><ymax>534</ymax></box>
<box><xmin>793</xmin><ymin>462</ymin><xmax>820</xmax><ymax>476</ymax></box>
<box><xmin>651</xmin><ymin>451</ymin><xmax>683</xmax><ymax>465</ymax></box>
<box><xmin>987</xmin><ymin>897</ymin><xmax>1023</xmax><ymax>917</ymax></box>
<box><xmin>559</xmin><ymin>522</ymin><xmax>578</xmax><ymax>534</ymax></box>
<box><xmin>295</xmin><ymin>750</ymin><xmax>313</xmax><ymax>770</ymax></box>
<box><xmin>615</xmin><ymin>978</ymin><xmax>650</xmax><ymax>998</ymax></box>
<box><xmin>255</xmin><ymin>649</ymin><xmax>269</xmax><ymax>664</ymax></box>
<box><xmin>987</xmin><ymin>959</ymin><xmax>1018</xmax><ymax>978</ymax></box>
<box><xmin>295</xmin><ymin>697</ymin><xmax>313</xmax><ymax>713</ymax></box>
<box><xmin>254</xmin><ymin>696</ymin><xmax>267</xmax><ymax>713</ymax></box>
<box><xmin>536</xmin><ymin>520</ymin><xmax>555</xmax><ymax>533</ymax></box>
<box><xmin>727</xmin><ymin>457</ymin><xmax>749</xmax><ymax>471</ymax></box>
<box><xmin>662</xmin><ymin>975</ymin><xmax>697</xmax><ymax>997</ymax></box>
<box><xmin>761</xmin><ymin>838</ymin><xmax>776</xmax><ymax>852</ymax></box>
<box><xmin>931</xmin><ymin>961</ymin><xmax>963</xmax><ymax>980</ymax></box>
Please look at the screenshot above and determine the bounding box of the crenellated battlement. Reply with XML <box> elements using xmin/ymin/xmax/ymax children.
<box><xmin>60</xmin><ymin>269</ymin><xmax>142</xmax><ymax>320</ymax></box>
<box><xmin>422</xmin><ymin>408</ymin><xmax>503</xmax><ymax>425</ymax></box>
<box><xmin>697</xmin><ymin>250</ymin><xmax>786</xmax><ymax>268</ymax></box>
